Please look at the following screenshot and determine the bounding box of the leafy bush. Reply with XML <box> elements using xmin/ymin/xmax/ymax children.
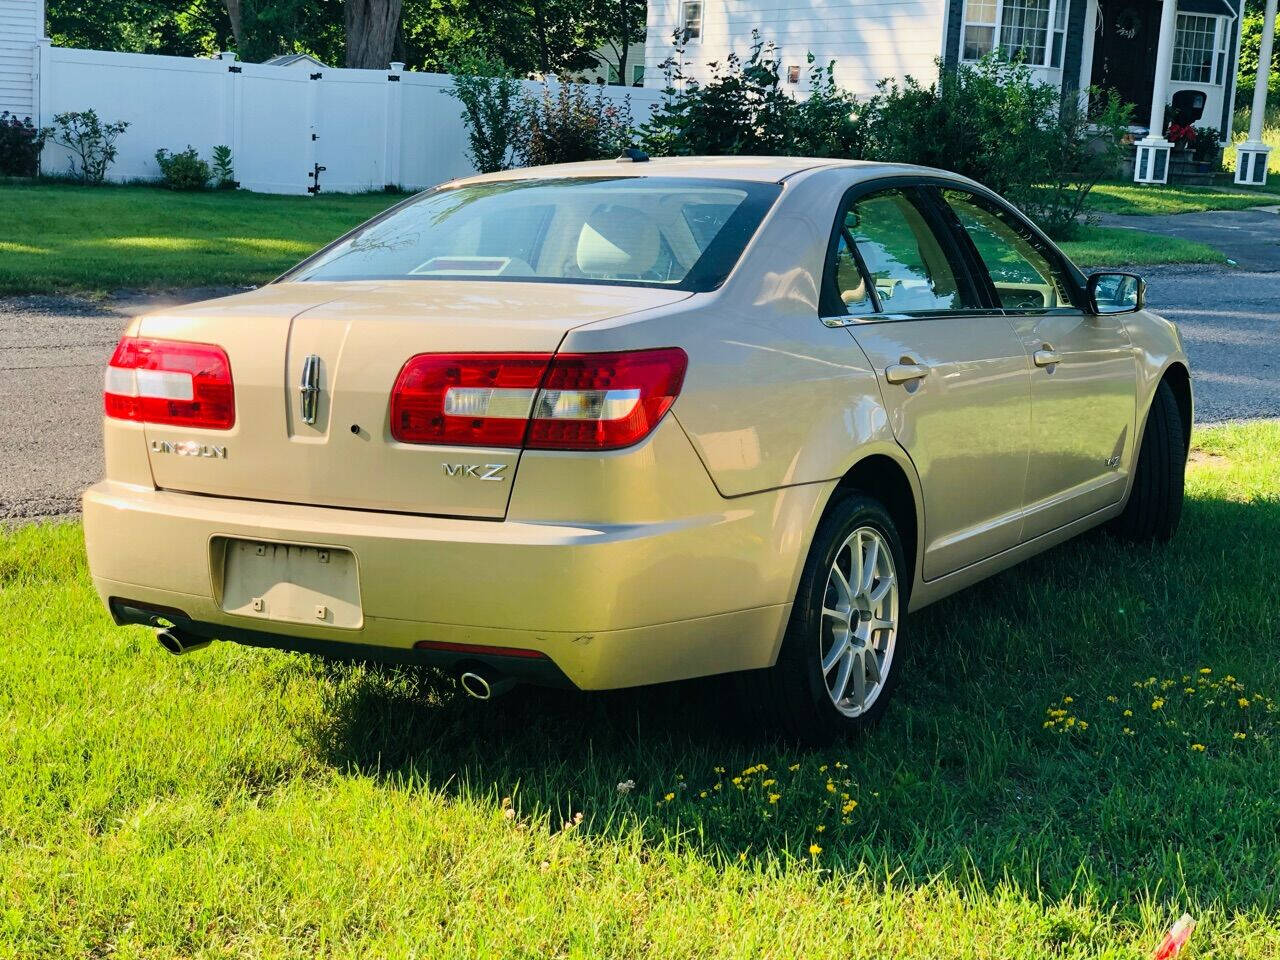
<box><xmin>212</xmin><ymin>144</ymin><xmax>235</xmax><ymax>189</ymax></box>
<box><xmin>48</xmin><ymin>110</ymin><xmax>129</xmax><ymax>184</ymax></box>
<box><xmin>519</xmin><ymin>82</ymin><xmax>633</xmax><ymax>166</ymax></box>
<box><xmin>0</xmin><ymin>112</ymin><xmax>47</xmax><ymax>177</ymax></box>
<box><xmin>155</xmin><ymin>146</ymin><xmax>212</xmax><ymax>190</ymax></box>
<box><xmin>448</xmin><ymin>53</ymin><xmax>526</xmax><ymax>173</ymax></box>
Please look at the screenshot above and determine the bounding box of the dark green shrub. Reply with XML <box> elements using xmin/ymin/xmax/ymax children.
<box><xmin>155</xmin><ymin>146</ymin><xmax>212</xmax><ymax>190</ymax></box>
<box><xmin>519</xmin><ymin>82</ymin><xmax>633</xmax><ymax>166</ymax></box>
<box><xmin>448</xmin><ymin>52</ymin><xmax>526</xmax><ymax>173</ymax></box>
<box><xmin>0</xmin><ymin>112</ymin><xmax>46</xmax><ymax>177</ymax></box>
<box><xmin>48</xmin><ymin>110</ymin><xmax>130</xmax><ymax>184</ymax></box>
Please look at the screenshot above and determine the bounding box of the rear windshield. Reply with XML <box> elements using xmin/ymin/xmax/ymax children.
<box><xmin>286</xmin><ymin>177</ymin><xmax>780</xmax><ymax>292</ymax></box>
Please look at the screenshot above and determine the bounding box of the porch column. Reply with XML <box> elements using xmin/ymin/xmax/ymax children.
<box><xmin>1236</xmin><ymin>0</ymin><xmax>1277</xmax><ymax>186</ymax></box>
<box><xmin>1133</xmin><ymin>0</ymin><xmax>1182</xmax><ymax>184</ymax></box>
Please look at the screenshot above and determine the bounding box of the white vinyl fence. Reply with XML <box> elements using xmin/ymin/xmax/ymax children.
<box><xmin>33</xmin><ymin>45</ymin><xmax>665</xmax><ymax>195</ymax></box>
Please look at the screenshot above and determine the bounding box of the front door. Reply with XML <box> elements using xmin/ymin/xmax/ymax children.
<box><xmin>938</xmin><ymin>187</ymin><xmax>1137</xmax><ymax>540</ymax></box>
<box><xmin>1092</xmin><ymin>0</ymin><xmax>1162</xmax><ymax>122</ymax></box>
<box><xmin>823</xmin><ymin>184</ymin><xmax>1032</xmax><ymax>580</ymax></box>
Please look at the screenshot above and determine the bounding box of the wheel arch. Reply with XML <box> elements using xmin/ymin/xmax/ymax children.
<box><xmin>824</xmin><ymin>451</ymin><xmax>921</xmax><ymax>590</ymax></box>
<box><xmin>1159</xmin><ymin>361</ymin><xmax>1193</xmax><ymax>457</ymax></box>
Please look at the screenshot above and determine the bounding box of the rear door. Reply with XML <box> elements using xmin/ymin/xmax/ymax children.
<box><xmin>138</xmin><ymin>281</ymin><xmax>691</xmax><ymax>517</ymax></box>
<box><xmin>937</xmin><ymin>187</ymin><xmax>1137</xmax><ymax>539</ymax></box>
<box><xmin>825</xmin><ymin>183</ymin><xmax>1032</xmax><ymax>580</ymax></box>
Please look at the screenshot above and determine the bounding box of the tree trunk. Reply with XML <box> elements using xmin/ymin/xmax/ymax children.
<box><xmin>224</xmin><ymin>0</ymin><xmax>243</xmax><ymax>48</ymax></box>
<box><xmin>345</xmin><ymin>0</ymin><xmax>405</xmax><ymax>69</ymax></box>
<box><xmin>616</xmin><ymin>0</ymin><xmax>629</xmax><ymax>85</ymax></box>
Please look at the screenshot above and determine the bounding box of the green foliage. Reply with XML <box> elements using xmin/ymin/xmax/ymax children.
<box><xmin>211</xmin><ymin>144</ymin><xmax>236</xmax><ymax>188</ymax></box>
<box><xmin>448</xmin><ymin>53</ymin><xmax>527</xmax><ymax>173</ymax></box>
<box><xmin>1236</xmin><ymin>5</ymin><xmax>1279</xmax><ymax>110</ymax></box>
<box><xmin>48</xmin><ymin>110</ymin><xmax>130</xmax><ymax>184</ymax></box>
<box><xmin>519</xmin><ymin>82</ymin><xmax>633</xmax><ymax>166</ymax></box>
<box><xmin>46</xmin><ymin>0</ymin><xmax>232</xmax><ymax>58</ymax></box>
<box><xmin>155</xmin><ymin>145</ymin><xmax>213</xmax><ymax>190</ymax></box>
<box><xmin>0</xmin><ymin>112</ymin><xmax>47</xmax><ymax>177</ymax></box>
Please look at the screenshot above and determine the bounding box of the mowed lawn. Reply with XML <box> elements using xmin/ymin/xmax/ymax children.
<box><xmin>0</xmin><ymin>181</ymin><xmax>1238</xmax><ymax>297</ymax></box>
<box><xmin>2</xmin><ymin>421</ymin><xmax>1279</xmax><ymax>957</ymax></box>
<box><xmin>0</xmin><ymin>183</ymin><xmax>402</xmax><ymax>295</ymax></box>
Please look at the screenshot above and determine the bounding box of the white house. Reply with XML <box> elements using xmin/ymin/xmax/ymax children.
<box><xmin>0</xmin><ymin>0</ymin><xmax>43</xmax><ymax>118</ymax></box>
<box><xmin>645</xmin><ymin>0</ymin><xmax>1248</xmax><ymax>142</ymax></box>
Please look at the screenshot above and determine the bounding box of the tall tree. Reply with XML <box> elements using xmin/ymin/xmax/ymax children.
<box><xmin>345</xmin><ymin>0</ymin><xmax>406</xmax><ymax>68</ymax></box>
<box><xmin>591</xmin><ymin>0</ymin><xmax>647</xmax><ymax>85</ymax></box>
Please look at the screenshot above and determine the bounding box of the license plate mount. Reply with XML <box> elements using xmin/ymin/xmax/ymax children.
<box><xmin>220</xmin><ymin>539</ymin><xmax>362</xmax><ymax>629</ymax></box>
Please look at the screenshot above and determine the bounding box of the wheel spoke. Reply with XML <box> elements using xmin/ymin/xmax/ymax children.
<box><xmin>860</xmin><ymin>537</ymin><xmax>879</xmax><ymax>595</ymax></box>
<box><xmin>868</xmin><ymin>617</ymin><xmax>894</xmax><ymax>635</ymax></box>
<box><xmin>822</xmin><ymin>606</ymin><xmax>849</xmax><ymax>621</ymax></box>
<box><xmin>865</xmin><ymin>649</ymin><xmax>882</xmax><ymax>683</ymax></box>
<box><xmin>868</xmin><ymin>574</ymin><xmax>894</xmax><ymax>606</ymax></box>
<box><xmin>829</xmin><ymin>562</ymin><xmax>853</xmax><ymax>609</ymax></box>
<box><xmin>822</xmin><ymin>635</ymin><xmax>850</xmax><ymax>674</ymax></box>
<box><xmin>831</xmin><ymin>647</ymin><xmax>854</xmax><ymax>701</ymax></box>
<box><xmin>850</xmin><ymin>651</ymin><xmax>866</xmax><ymax>709</ymax></box>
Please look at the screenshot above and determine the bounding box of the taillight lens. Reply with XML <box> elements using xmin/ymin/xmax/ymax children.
<box><xmin>390</xmin><ymin>348</ymin><xmax>687</xmax><ymax>451</ymax></box>
<box><xmin>104</xmin><ymin>336</ymin><xmax>235</xmax><ymax>430</ymax></box>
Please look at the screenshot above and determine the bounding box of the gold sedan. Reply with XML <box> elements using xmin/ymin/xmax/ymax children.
<box><xmin>84</xmin><ymin>157</ymin><xmax>1190</xmax><ymax>741</ymax></box>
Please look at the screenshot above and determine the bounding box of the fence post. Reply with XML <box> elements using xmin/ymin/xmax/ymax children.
<box><xmin>218</xmin><ymin>51</ymin><xmax>241</xmax><ymax>184</ymax></box>
<box><xmin>35</xmin><ymin>37</ymin><xmax>51</xmax><ymax>126</ymax></box>
<box><xmin>384</xmin><ymin>61</ymin><xmax>404</xmax><ymax>190</ymax></box>
<box><xmin>306</xmin><ymin>67</ymin><xmax>323</xmax><ymax>194</ymax></box>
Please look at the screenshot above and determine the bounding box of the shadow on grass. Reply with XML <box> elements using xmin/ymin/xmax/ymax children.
<box><xmin>304</xmin><ymin>492</ymin><xmax>1280</xmax><ymax>910</ymax></box>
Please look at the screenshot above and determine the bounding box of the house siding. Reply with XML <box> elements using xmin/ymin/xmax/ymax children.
<box><xmin>645</xmin><ymin>0</ymin><xmax>950</xmax><ymax>98</ymax></box>
<box><xmin>0</xmin><ymin>0</ymin><xmax>42</xmax><ymax>119</ymax></box>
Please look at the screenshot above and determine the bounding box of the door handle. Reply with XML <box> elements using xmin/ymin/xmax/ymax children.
<box><xmin>885</xmin><ymin>362</ymin><xmax>929</xmax><ymax>384</ymax></box>
<box><xmin>1033</xmin><ymin>348</ymin><xmax>1061</xmax><ymax>368</ymax></box>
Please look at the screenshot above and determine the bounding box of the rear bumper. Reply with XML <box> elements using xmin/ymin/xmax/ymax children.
<box><xmin>83</xmin><ymin>478</ymin><xmax>828</xmax><ymax>690</ymax></box>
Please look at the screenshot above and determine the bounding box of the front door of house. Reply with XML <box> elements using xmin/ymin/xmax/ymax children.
<box><xmin>1092</xmin><ymin>1</ymin><xmax>1162</xmax><ymax>123</ymax></box>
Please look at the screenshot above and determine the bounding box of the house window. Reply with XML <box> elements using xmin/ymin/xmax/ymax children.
<box><xmin>961</xmin><ymin>0</ymin><xmax>1071</xmax><ymax>69</ymax></box>
<box><xmin>607</xmin><ymin>64</ymin><xmax>620</xmax><ymax>84</ymax></box>
<box><xmin>632</xmin><ymin>64</ymin><xmax>644</xmax><ymax>86</ymax></box>
<box><xmin>681</xmin><ymin>1</ymin><xmax>702</xmax><ymax>41</ymax></box>
<box><xmin>1172</xmin><ymin>14</ymin><xmax>1219</xmax><ymax>84</ymax></box>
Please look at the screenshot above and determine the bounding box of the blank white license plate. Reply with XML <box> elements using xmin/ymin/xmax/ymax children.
<box><xmin>220</xmin><ymin>540</ymin><xmax>362</xmax><ymax>629</ymax></box>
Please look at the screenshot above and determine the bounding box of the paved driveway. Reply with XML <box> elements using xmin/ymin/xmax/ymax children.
<box><xmin>1101</xmin><ymin>207</ymin><xmax>1280</xmax><ymax>271</ymax></box>
<box><xmin>2</xmin><ymin>257</ymin><xmax>1278</xmax><ymax>519</ymax></box>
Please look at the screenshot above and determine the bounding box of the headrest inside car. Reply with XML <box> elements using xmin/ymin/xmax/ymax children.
<box><xmin>576</xmin><ymin>205</ymin><xmax>661</xmax><ymax>277</ymax></box>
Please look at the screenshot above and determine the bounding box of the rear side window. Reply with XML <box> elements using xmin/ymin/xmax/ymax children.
<box><xmin>288</xmin><ymin>177</ymin><xmax>780</xmax><ymax>293</ymax></box>
<box><xmin>941</xmin><ymin>188</ymin><xmax>1078</xmax><ymax>311</ymax></box>
<box><xmin>824</xmin><ymin>188</ymin><xmax>979</xmax><ymax>318</ymax></box>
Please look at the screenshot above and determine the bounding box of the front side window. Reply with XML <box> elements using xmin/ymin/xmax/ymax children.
<box><xmin>1171</xmin><ymin>14</ymin><xmax>1222</xmax><ymax>84</ymax></box>
<box><xmin>941</xmin><ymin>189</ymin><xmax>1076</xmax><ymax>311</ymax></box>
<box><xmin>825</xmin><ymin>189</ymin><xmax>976</xmax><ymax>317</ymax></box>
<box><xmin>682</xmin><ymin>1</ymin><xmax>702</xmax><ymax>40</ymax></box>
<box><xmin>961</xmin><ymin>0</ymin><xmax>1070</xmax><ymax>68</ymax></box>
<box><xmin>288</xmin><ymin>177</ymin><xmax>779</xmax><ymax>292</ymax></box>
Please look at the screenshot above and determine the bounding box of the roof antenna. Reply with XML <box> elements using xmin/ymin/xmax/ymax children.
<box><xmin>617</xmin><ymin>147</ymin><xmax>650</xmax><ymax>163</ymax></box>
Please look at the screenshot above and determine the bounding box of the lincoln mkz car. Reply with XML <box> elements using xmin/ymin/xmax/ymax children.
<box><xmin>84</xmin><ymin>157</ymin><xmax>1190</xmax><ymax>740</ymax></box>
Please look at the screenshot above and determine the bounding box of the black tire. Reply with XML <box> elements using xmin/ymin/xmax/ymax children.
<box><xmin>1110</xmin><ymin>379</ymin><xmax>1186</xmax><ymax>542</ymax></box>
<box><xmin>741</xmin><ymin>493</ymin><xmax>911</xmax><ymax>745</ymax></box>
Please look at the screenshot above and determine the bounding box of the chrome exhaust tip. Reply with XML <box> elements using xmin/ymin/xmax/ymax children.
<box><xmin>458</xmin><ymin>668</ymin><xmax>516</xmax><ymax>700</ymax></box>
<box><xmin>156</xmin><ymin>627</ymin><xmax>211</xmax><ymax>656</ymax></box>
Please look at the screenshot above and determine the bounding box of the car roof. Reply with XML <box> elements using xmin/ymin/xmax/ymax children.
<box><xmin>450</xmin><ymin>156</ymin><xmax>956</xmax><ymax>186</ymax></box>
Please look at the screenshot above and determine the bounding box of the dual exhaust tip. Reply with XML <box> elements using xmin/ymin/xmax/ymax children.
<box><xmin>156</xmin><ymin>627</ymin><xmax>515</xmax><ymax>700</ymax></box>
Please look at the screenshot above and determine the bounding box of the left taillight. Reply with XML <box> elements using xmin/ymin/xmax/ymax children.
<box><xmin>104</xmin><ymin>336</ymin><xmax>235</xmax><ymax>430</ymax></box>
<box><xmin>390</xmin><ymin>347</ymin><xmax>687</xmax><ymax>451</ymax></box>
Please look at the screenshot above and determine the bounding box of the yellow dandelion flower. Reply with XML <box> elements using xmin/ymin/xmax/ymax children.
<box><xmin>1225</xmin><ymin>675</ymin><xmax>1236</xmax><ymax>683</ymax></box>
<box><xmin>1106</xmin><ymin>695</ymin><xmax>1118</xmax><ymax>703</ymax></box>
<box><xmin>826</xmin><ymin>782</ymin><xmax>836</xmax><ymax>793</ymax></box>
<box><xmin>1123</xmin><ymin>727</ymin><xmax>1134</xmax><ymax>736</ymax></box>
<box><xmin>819</xmin><ymin>764</ymin><xmax>828</xmax><ymax>772</ymax></box>
<box><xmin>1065</xmin><ymin>716</ymin><xmax>1076</xmax><ymax>727</ymax></box>
<box><xmin>842</xmin><ymin>800</ymin><xmax>858</xmax><ymax>814</ymax></box>
<box><xmin>713</xmin><ymin>783</ymin><xmax>722</xmax><ymax>791</ymax></box>
<box><xmin>816</xmin><ymin>824</ymin><xmax>825</xmax><ymax>832</ymax></box>
<box><xmin>739</xmin><ymin>851</ymin><xmax>747</xmax><ymax>862</ymax></box>
<box><xmin>714</xmin><ymin>766</ymin><xmax>725</xmax><ymax>774</ymax></box>
<box><xmin>1199</xmin><ymin>667</ymin><xmax>1212</xmax><ymax>675</ymax></box>
<box><xmin>1078</xmin><ymin>721</ymin><xmax>1088</xmax><ymax>730</ymax></box>
<box><xmin>1151</xmin><ymin>698</ymin><xmax>1165</xmax><ymax>710</ymax></box>
<box><xmin>788</xmin><ymin>763</ymin><xmax>800</xmax><ymax>772</ymax></box>
<box><xmin>699</xmin><ymin>791</ymin><xmax>708</xmax><ymax>799</ymax></box>
<box><xmin>1233</xmin><ymin>732</ymin><xmax>1247</xmax><ymax>741</ymax></box>
<box><xmin>732</xmin><ymin>777</ymin><xmax>742</xmax><ymax>786</ymax></box>
<box><xmin>1190</xmin><ymin>743</ymin><xmax>1206</xmax><ymax>752</ymax></box>
<box><xmin>762</xmin><ymin>779</ymin><xmax>776</xmax><ymax>787</ymax></box>
<box><xmin>1239</xmin><ymin>698</ymin><xmax>1250</xmax><ymax>709</ymax></box>
<box><xmin>1063</xmin><ymin>696</ymin><xmax>1074</xmax><ymax>704</ymax></box>
<box><xmin>1123</xmin><ymin>709</ymin><xmax>1133</xmax><ymax>717</ymax></box>
<box><xmin>1184</xmin><ymin>688</ymin><xmax>1196</xmax><ymax>694</ymax></box>
<box><xmin>664</xmin><ymin>792</ymin><xmax>675</xmax><ymax>802</ymax></box>
<box><xmin>768</xmin><ymin>793</ymin><xmax>781</xmax><ymax>804</ymax></box>
<box><xmin>809</xmin><ymin>843</ymin><xmax>822</xmax><ymax>856</ymax></box>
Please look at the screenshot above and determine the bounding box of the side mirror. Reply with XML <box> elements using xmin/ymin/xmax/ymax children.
<box><xmin>1087</xmin><ymin>271</ymin><xmax>1145</xmax><ymax>315</ymax></box>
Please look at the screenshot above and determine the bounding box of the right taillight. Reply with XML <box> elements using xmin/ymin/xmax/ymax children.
<box><xmin>104</xmin><ymin>336</ymin><xmax>235</xmax><ymax>430</ymax></box>
<box><xmin>390</xmin><ymin>348</ymin><xmax>687</xmax><ymax>451</ymax></box>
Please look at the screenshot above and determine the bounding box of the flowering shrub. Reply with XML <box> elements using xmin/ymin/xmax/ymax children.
<box><xmin>448</xmin><ymin>53</ymin><xmax>526</xmax><ymax>173</ymax></box>
<box><xmin>48</xmin><ymin>109</ymin><xmax>129</xmax><ymax>184</ymax></box>
<box><xmin>0</xmin><ymin>112</ymin><xmax>46</xmax><ymax>177</ymax></box>
<box><xmin>519</xmin><ymin>82</ymin><xmax>633</xmax><ymax>167</ymax></box>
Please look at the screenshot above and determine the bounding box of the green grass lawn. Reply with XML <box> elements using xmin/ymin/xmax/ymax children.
<box><xmin>0</xmin><ymin>183</ymin><xmax>401</xmax><ymax>295</ymax></box>
<box><xmin>1085</xmin><ymin>179</ymin><xmax>1280</xmax><ymax>217</ymax></box>
<box><xmin>3</xmin><ymin>421</ymin><xmax>1279</xmax><ymax>957</ymax></box>
<box><xmin>1059</xmin><ymin>226</ymin><xmax>1227</xmax><ymax>269</ymax></box>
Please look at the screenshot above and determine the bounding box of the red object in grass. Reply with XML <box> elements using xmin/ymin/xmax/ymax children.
<box><xmin>1152</xmin><ymin>914</ymin><xmax>1195</xmax><ymax>960</ymax></box>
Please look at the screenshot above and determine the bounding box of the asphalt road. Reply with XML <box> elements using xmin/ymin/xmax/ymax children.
<box><xmin>2</xmin><ymin>262</ymin><xmax>1278</xmax><ymax>520</ymax></box>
